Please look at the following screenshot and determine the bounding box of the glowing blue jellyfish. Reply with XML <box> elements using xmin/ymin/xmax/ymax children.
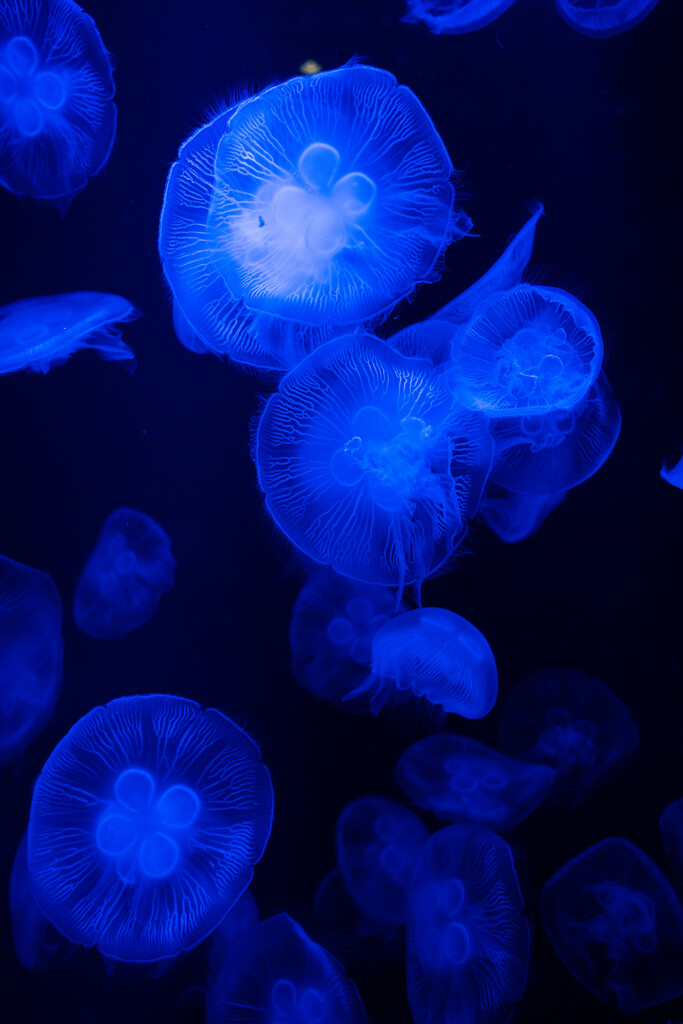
<box><xmin>396</xmin><ymin>734</ymin><xmax>555</xmax><ymax>830</ymax></box>
<box><xmin>660</xmin><ymin>799</ymin><xmax>683</xmax><ymax>889</ymax></box>
<box><xmin>27</xmin><ymin>694</ymin><xmax>274</xmax><ymax>962</ymax></box>
<box><xmin>497</xmin><ymin>668</ymin><xmax>639</xmax><ymax>805</ymax></box>
<box><xmin>351</xmin><ymin>606</ymin><xmax>498</xmax><ymax>718</ymax></box>
<box><xmin>0</xmin><ymin>0</ymin><xmax>116</xmax><ymax>201</ymax></box>
<box><xmin>480</xmin><ymin>484</ymin><xmax>567</xmax><ymax>543</ymax></box>
<box><xmin>10</xmin><ymin>831</ymin><xmax>62</xmax><ymax>970</ymax></box>
<box><xmin>208</xmin><ymin>913</ymin><xmax>368</xmax><ymax>1023</ymax></box>
<box><xmin>207</xmin><ymin>890</ymin><xmax>260</xmax><ymax>990</ymax></box>
<box><xmin>73</xmin><ymin>507</ymin><xmax>175</xmax><ymax>640</ymax></box>
<box><xmin>0</xmin><ymin>292</ymin><xmax>138</xmax><ymax>375</ymax></box>
<box><xmin>405</xmin><ymin>0</ymin><xmax>519</xmax><ymax>34</ymax></box>
<box><xmin>407</xmin><ymin>824</ymin><xmax>529</xmax><ymax>1024</ymax></box>
<box><xmin>488</xmin><ymin>374</ymin><xmax>621</xmax><ymax>494</ymax></box>
<box><xmin>0</xmin><ymin>553</ymin><xmax>62</xmax><ymax>762</ymax></box>
<box><xmin>556</xmin><ymin>0</ymin><xmax>661</xmax><ymax>37</ymax></box>
<box><xmin>290</xmin><ymin>569</ymin><xmax>407</xmax><ymax>710</ymax></box>
<box><xmin>450</xmin><ymin>285</ymin><xmax>604</xmax><ymax>418</ymax></box>
<box><xmin>336</xmin><ymin>796</ymin><xmax>429</xmax><ymax>925</ymax></box>
<box><xmin>159</xmin><ymin>63</ymin><xmax>460</xmax><ymax>373</ymax></box>
<box><xmin>255</xmin><ymin>333</ymin><xmax>492</xmax><ymax>587</ymax></box>
<box><xmin>541</xmin><ymin>838</ymin><xmax>683</xmax><ymax>1015</ymax></box>
<box><xmin>661</xmin><ymin>454</ymin><xmax>683</xmax><ymax>490</ymax></box>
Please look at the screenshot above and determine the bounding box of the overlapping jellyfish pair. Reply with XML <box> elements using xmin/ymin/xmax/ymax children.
<box><xmin>0</xmin><ymin>0</ymin><xmax>116</xmax><ymax>203</ymax></box>
<box><xmin>404</xmin><ymin>0</ymin><xmax>661</xmax><ymax>37</ymax></box>
<box><xmin>159</xmin><ymin>63</ymin><xmax>465</xmax><ymax>373</ymax></box>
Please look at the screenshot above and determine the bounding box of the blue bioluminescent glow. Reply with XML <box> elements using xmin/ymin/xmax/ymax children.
<box><xmin>555</xmin><ymin>0</ymin><xmax>661</xmax><ymax>37</ymax></box>
<box><xmin>10</xmin><ymin>830</ymin><xmax>62</xmax><ymax>970</ymax></box>
<box><xmin>405</xmin><ymin>0</ymin><xmax>520</xmax><ymax>35</ymax></box>
<box><xmin>480</xmin><ymin>484</ymin><xmax>567</xmax><ymax>543</ymax></box>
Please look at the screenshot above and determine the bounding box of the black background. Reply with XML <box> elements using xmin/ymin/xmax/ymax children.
<box><xmin>1</xmin><ymin>0</ymin><xmax>682</xmax><ymax>1021</ymax></box>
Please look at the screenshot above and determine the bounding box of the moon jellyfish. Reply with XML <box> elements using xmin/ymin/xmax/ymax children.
<box><xmin>336</xmin><ymin>796</ymin><xmax>429</xmax><ymax>924</ymax></box>
<box><xmin>73</xmin><ymin>507</ymin><xmax>175</xmax><ymax>640</ymax></box>
<box><xmin>208</xmin><ymin>913</ymin><xmax>368</xmax><ymax>1023</ymax></box>
<box><xmin>0</xmin><ymin>0</ymin><xmax>116</xmax><ymax>201</ymax></box>
<box><xmin>541</xmin><ymin>838</ymin><xmax>683</xmax><ymax>1015</ymax></box>
<box><xmin>255</xmin><ymin>333</ymin><xmax>492</xmax><ymax>588</ymax></box>
<box><xmin>480</xmin><ymin>484</ymin><xmax>567</xmax><ymax>543</ymax></box>
<box><xmin>350</xmin><ymin>606</ymin><xmax>498</xmax><ymax>718</ymax></box>
<box><xmin>450</xmin><ymin>285</ymin><xmax>604</xmax><ymax>418</ymax></box>
<box><xmin>407</xmin><ymin>824</ymin><xmax>529</xmax><ymax>1024</ymax></box>
<box><xmin>498</xmin><ymin>668</ymin><xmax>639</xmax><ymax>805</ymax></box>
<box><xmin>10</xmin><ymin>830</ymin><xmax>63</xmax><ymax>970</ymax></box>
<box><xmin>159</xmin><ymin>63</ymin><xmax>460</xmax><ymax>373</ymax></box>
<box><xmin>0</xmin><ymin>292</ymin><xmax>138</xmax><ymax>375</ymax></box>
<box><xmin>556</xmin><ymin>0</ymin><xmax>661</xmax><ymax>37</ymax></box>
<box><xmin>405</xmin><ymin>0</ymin><xmax>519</xmax><ymax>34</ymax></box>
<box><xmin>396</xmin><ymin>734</ymin><xmax>555</xmax><ymax>830</ymax></box>
<box><xmin>27</xmin><ymin>694</ymin><xmax>274</xmax><ymax>962</ymax></box>
<box><xmin>0</xmin><ymin>552</ymin><xmax>62</xmax><ymax>763</ymax></box>
<box><xmin>660</xmin><ymin>799</ymin><xmax>683</xmax><ymax>890</ymax></box>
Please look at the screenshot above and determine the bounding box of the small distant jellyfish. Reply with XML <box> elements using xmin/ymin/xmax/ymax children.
<box><xmin>498</xmin><ymin>668</ymin><xmax>639</xmax><ymax>805</ymax></box>
<box><xmin>0</xmin><ymin>552</ymin><xmax>62</xmax><ymax>763</ymax></box>
<box><xmin>0</xmin><ymin>0</ymin><xmax>116</xmax><ymax>202</ymax></box>
<box><xmin>396</xmin><ymin>734</ymin><xmax>555</xmax><ymax>830</ymax></box>
<box><xmin>73</xmin><ymin>507</ymin><xmax>175</xmax><ymax>640</ymax></box>
<box><xmin>405</xmin><ymin>0</ymin><xmax>519</xmax><ymax>35</ymax></box>
<box><xmin>541</xmin><ymin>838</ymin><xmax>683</xmax><ymax>1015</ymax></box>
<box><xmin>159</xmin><ymin>63</ymin><xmax>460</xmax><ymax>372</ymax></box>
<box><xmin>480</xmin><ymin>483</ymin><xmax>567</xmax><ymax>543</ymax></box>
<box><xmin>660</xmin><ymin>798</ymin><xmax>683</xmax><ymax>889</ymax></box>
<box><xmin>255</xmin><ymin>333</ymin><xmax>492</xmax><ymax>588</ymax></box>
<box><xmin>556</xmin><ymin>0</ymin><xmax>661</xmax><ymax>38</ymax></box>
<box><xmin>27</xmin><ymin>694</ymin><xmax>274</xmax><ymax>962</ymax></box>
<box><xmin>336</xmin><ymin>796</ymin><xmax>429</xmax><ymax>925</ymax></box>
<box><xmin>0</xmin><ymin>292</ymin><xmax>138</xmax><ymax>375</ymax></box>
<box><xmin>208</xmin><ymin>913</ymin><xmax>368</xmax><ymax>1023</ymax></box>
<box><xmin>407</xmin><ymin>823</ymin><xmax>529</xmax><ymax>1024</ymax></box>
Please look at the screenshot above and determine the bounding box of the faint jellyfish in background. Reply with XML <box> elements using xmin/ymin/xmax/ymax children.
<box><xmin>159</xmin><ymin>63</ymin><xmax>462</xmax><ymax>373</ymax></box>
<box><xmin>556</xmin><ymin>0</ymin><xmax>661</xmax><ymax>37</ymax></box>
<box><xmin>289</xmin><ymin>569</ymin><xmax>408</xmax><ymax>710</ymax></box>
<box><xmin>336</xmin><ymin>796</ymin><xmax>429</xmax><ymax>925</ymax></box>
<box><xmin>407</xmin><ymin>823</ymin><xmax>529</xmax><ymax>1024</ymax></box>
<box><xmin>208</xmin><ymin>913</ymin><xmax>368</xmax><ymax>1023</ymax></box>
<box><xmin>207</xmin><ymin>889</ymin><xmax>259</xmax><ymax>991</ymax></box>
<box><xmin>660</xmin><ymin>798</ymin><xmax>683</xmax><ymax>891</ymax></box>
<box><xmin>73</xmin><ymin>507</ymin><xmax>175</xmax><ymax>640</ymax></box>
<box><xmin>661</xmin><ymin>455</ymin><xmax>683</xmax><ymax>490</ymax></box>
<box><xmin>0</xmin><ymin>0</ymin><xmax>116</xmax><ymax>203</ymax></box>
<box><xmin>479</xmin><ymin>484</ymin><xmax>567</xmax><ymax>543</ymax></box>
<box><xmin>10</xmin><ymin>830</ymin><xmax>63</xmax><ymax>970</ymax></box>
<box><xmin>396</xmin><ymin>734</ymin><xmax>555</xmax><ymax>831</ymax></box>
<box><xmin>255</xmin><ymin>333</ymin><xmax>492</xmax><ymax>589</ymax></box>
<box><xmin>541</xmin><ymin>838</ymin><xmax>683</xmax><ymax>1015</ymax></box>
<box><xmin>404</xmin><ymin>0</ymin><xmax>520</xmax><ymax>35</ymax></box>
<box><xmin>27</xmin><ymin>694</ymin><xmax>274</xmax><ymax>962</ymax></box>
<box><xmin>0</xmin><ymin>292</ymin><xmax>139</xmax><ymax>375</ymax></box>
<box><xmin>498</xmin><ymin>668</ymin><xmax>639</xmax><ymax>805</ymax></box>
<box><xmin>0</xmin><ymin>553</ymin><xmax>62</xmax><ymax>763</ymax></box>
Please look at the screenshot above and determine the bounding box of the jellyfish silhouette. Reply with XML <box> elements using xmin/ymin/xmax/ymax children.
<box><xmin>159</xmin><ymin>63</ymin><xmax>460</xmax><ymax>372</ymax></box>
<box><xmin>0</xmin><ymin>292</ymin><xmax>138</xmax><ymax>375</ymax></box>
<box><xmin>0</xmin><ymin>552</ymin><xmax>62</xmax><ymax>763</ymax></box>
<box><xmin>255</xmin><ymin>333</ymin><xmax>492</xmax><ymax>588</ymax></box>
<box><xmin>336</xmin><ymin>796</ymin><xmax>429</xmax><ymax>924</ymax></box>
<box><xmin>556</xmin><ymin>0</ymin><xmax>661</xmax><ymax>37</ymax></box>
<box><xmin>208</xmin><ymin>913</ymin><xmax>368</xmax><ymax>1023</ymax></box>
<box><xmin>73</xmin><ymin>507</ymin><xmax>175</xmax><ymax>640</ymax></box>
<box><xmin>290</xmin><ymin>569</ymin><xmax>407</xmax><ymax>710</ymax></box>
<box><xmin>27</xmin><ymin>694</ymin><xmax>274</xmax><ymax>962</ymax></box>
<box><xmin>660</xmin><ymin>799</ymin><xmax>683</xmax><ymax>890</ymax></box>
<box><xmin>0</xmin><ymin>0</ymin><xmax>116</xmax><ymax>202</ymax></box>
<box><xmin>541</xmin><ymin>838</ymin><xmax>683</xmax><ymax>1015</ymax></box>
<box><xmin>407</xmin><ymin>823</ymin><xmax>529</xmax><ymax>1024</ymax></box>
<box><xmin>405</xmin><ymin>0</ymin><xmax>519</xmax><ymax>34</ymax></box>
<box><xmin>10</xmin><ymin>830</ymin><xmax>63</xmax><ymax>970</ymax></box>
<box><xmin>498</xmin><ymin>668</ymin><xmax>639</xmax><ymax>805</ymax></box>
<box><xmin>480</xmin><ymin>484</ymin><xmax>567</xmax><ymax>543</ymax></box>
<box><xmin>396</xmin><ymin>734</ymin><xmax>555</xmax><ymax>830</ymax></box>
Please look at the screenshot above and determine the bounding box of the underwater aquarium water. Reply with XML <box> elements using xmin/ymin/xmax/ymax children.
<box><xmin>0</xmin><ymin>0</ymin><xmax>681</xmax><ymax>1022</ymax></box>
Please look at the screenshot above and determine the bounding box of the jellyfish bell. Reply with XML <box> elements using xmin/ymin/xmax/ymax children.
<box><xmin>405</xmin><ymin>0</ymin><xmax>520</xmax><ymax>35</ymax></box>
<box><xmin>555</xmin><ymin>0</ymin><xmax>661</xmax><ymax>38</ymax></box>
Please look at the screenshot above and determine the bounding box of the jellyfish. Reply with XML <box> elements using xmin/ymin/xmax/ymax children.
<box><xmin>661</xmin><ymin>454</ymin><xmax>683</xmax><ymax>490</ymax></box>
<box><xmin>659</xmin><ymin>798</ymin><xmax>683</xmax><ymax>890</ymax></box>
<box><xmin>27</xmin><ymin>694</ymin><xmax>274</xmax><ymax>962</ymax></box>
<box><xmin>348</xmin><ymin>606</ymin><xmax>498</xmax><ymax>718</ymax></box>
<box><xmin>207</xmin><ymin>890</ymin><xmax>260</xmax><ymax>990</ymax></box>
<box><xmin>289</xmin><ymin>569</ymin><xmax>408</xmax><ymax>710</ymax></box>
<box><xmin>10</xmin><ymin>830</ymin><xmax>63</xmax><ymax>970</ymax></box>
<box><xmin>556</xmin><ymin>0</ymin><xmax>661</xmax><ymax>38</ymax></box>
<box><xmin>159</xmin><ymin>63</ymin><xmax>460</xmax><ymax>373</ymax></box>
<box><xmin>480</xmin><ymin>483</ymin><xmax>567</xmax><ymax>543</ymax></box>
<box><xmin>497</xmin><ymin>668</ymin><xmax>639</xmax><ymax>805</ymax></box>
<box><xmin>208</xmin><ymin>913</ymin><xmax>368</xmax><ymax>1023</ymax></box>
<box><xmin>336</xmin><ymin>796</ymin><xmax>429</xmax><ymax>925</ymax></box>
<box><xmin>73</xmin><ymin>507</ymin><xmax>175</xmax><ymax>640</ymax></box>
<box><xmin>0</xmin><ymin>0</ymin><xmax>116</xmax><ymax>202</ymax></box>
<box><xmin>255</xmin><ymin>333</ymin><xmax>492</xmax><ymax>588</ymax></box>
<box><xmin>541</xmin><ymin>838</ymin><xmax>683</xmax><ymax>1014</ymax></box>
<box><xmin>0</xmin><ymin>292</ymin><xmax>138</xmax><ymax>375</ymax></box>
<box><xmin>396</xmin><ymin>734</ymin><xmax>555</xmax><ymax>830</ymax></box>
<box><xmin>407</xmin><ymin>823</ymin><xmax>529</xmax><ymax>1024</ymax></box>
<box><xmin>405</xmin><ymin>0</ymin><xmax>519</xmax><ymax>33</ymax></box>
<box><xmin>0</xmin><ymin>552</ymin><xmax>62</xmax><ymax>763</ymax></box>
